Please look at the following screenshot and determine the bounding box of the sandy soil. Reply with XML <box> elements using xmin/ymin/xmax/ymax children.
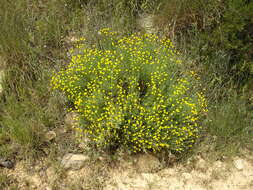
<box><xmin>2</xmin><ymin>153</ymin><xmax>253</xmax><ymax>190</ymax></box>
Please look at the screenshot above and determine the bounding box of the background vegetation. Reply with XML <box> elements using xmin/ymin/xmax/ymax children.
<box><xmin>0</xmin><ymin>0</ymin><xmax>252</xmax><ymax>167</ymax></box>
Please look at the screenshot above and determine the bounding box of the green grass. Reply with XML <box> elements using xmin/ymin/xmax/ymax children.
<box><xmin>204</xmin><ymin>95</ymin><xmax>253</xmax><ymax>157</ymax></box>
<box><xmin>0</xmin><ymin>0</ymin><xmax>81</xmax><ymax>159</ymax></box>
<box><xmin>0</xmin><ymin>73</ymin><xmax>66</xmax><ymax>158</ymax></box>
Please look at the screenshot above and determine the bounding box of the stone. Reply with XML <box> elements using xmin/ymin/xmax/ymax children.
<box><xmin>69</xmin><ymin>36</ymin><xmax>79</xmax><ymax>43</ymax></box>
<box><xmin>30</xmin><ymin>174</ymin><xmax>42</xmax><ymax>188</ymax></box>
<box><xmin>46</xmin><ymin>167</ymin><xmax>58</xmax><ymax>184</ymax></box>
<box><xmin>213</xmin><ymin>160</ymin><xmax>226</xmax><ymax>171</ymax></box>
<box><xmin>141</xmin><ymin>173</ymin><xmax>160</xmax><ymax>182</ymax></box>
<box><xmin>138</xmin><ymin>14</ymin><xmax>157</xmax><ymax>34</ymax></box>
<box><xmin>136</xmin><ymin>154</ymin><xmax>161</xmax><ymax>173</ymax></box>
<box><xmin>64</xmin><ymin>112</ymin><xmax>79</xmax><ymax>128</ymax></box>
<box><xmin>45</xmin><ymin>131</ymin><xmax>56</xmax><ymax>141</ymax></box>
<box><xmin>182</xmin><ymin>172</ymin><xmax>192</xmax><ymax>180</ymax></box>
<box><xmin>214</xmin><ymin>161</ymin><xmax>223</xmax><ymax>168</ymax></box>
<box><xmin>78</xmin><ymin>142</ymin><xmax>87</xmax><ymax>149</ymax></box>
<box><xmin>58</xmin><ymin>128</ymin><xmax>67</xmax><ymax>134</ymax></box>
<box><xmin>61</xmin><ymin>153</ymin><xmax>89</xmax><ymax>170</ymax></box>
<box><xmin>0</xmin><ymin>159</ymin><xmax>14</xmax><ymax>169</ymax></box>
<box><xmin>65</xmin><ymin>33</ymin><xmax>79</xmax><ymax>44</ymax></box>
<box><xmin>196</xmin><ymin>157</ymin><xmax>206</xmax><ymax>170</ymax></box>
<box><xmin>233</xmin><ymin>159</ymin><xmax>245</xmax><ymax>170</ymax></box>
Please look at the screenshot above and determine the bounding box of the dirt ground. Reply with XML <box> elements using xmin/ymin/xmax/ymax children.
<box><xmin>2</xmin><ymin>152</ymin><xmax>253</xmax><ymax>190</ymax></box>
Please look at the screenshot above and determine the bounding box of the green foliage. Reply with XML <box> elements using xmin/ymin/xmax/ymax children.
<box><xmin>156</xmin><ymin>0</ymin><xmax>253</xmax><ymax>87</ymax></box>
<box><xmin>65</xmin><ymin>0</ymin><xmax>161</xmax><ymax>34</ymax></box>
<box><xmin>51</xmin><ymin>29</ymin><xmax>207</xmax><ymax>153</ymax></box>
<box><xmin>0</xmin><ymin>69</ymin><xmax>65</xmax><ymax>158</ymax></box>
<box><xmin>67</xmin><ymin>0</ymin><xmax>159</xmax><ymax>13</ymax></box>
<box><xmin>0</xmin><ymin>0</ymin><xmax>79</xmax><ymax>158</ymax></box>
<box><xmin>202</xmin><ymin>0</ymin><xmax>253</xmax><ymax>84</ymax></box>
<box><xmin>155</xmin><ymin>0</ymin><xmax>223</xmax><ymax>37</ymax></box>
<box><xmin>205</xmin><ymin>95</ymin><xmax>253</xmax><ymax>156</ymax></box>
<box><xmin>0</xmin><ymin>0</ymin><xmax>158</xmax><ymax>97</ymax></box>
<box><xmin>0</xmin><ymin>0</ymin><xmax>30</xmax><ymax>56</ymax></box>
<box><xmin>0</xmin><ymin>0</ymin><xmax>76</xmax><ymax>95</ymax></box>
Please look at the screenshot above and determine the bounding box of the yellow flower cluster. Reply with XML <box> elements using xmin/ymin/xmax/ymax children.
<box><xmin>51</xmin><ymin>29</ymin><xmax>208</xmax><ymax>152</ymax></box>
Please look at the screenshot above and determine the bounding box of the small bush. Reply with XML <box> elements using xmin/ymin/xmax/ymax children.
<box><xmin>51</xmin><ymin>29</ymin><xmax>207</xmax><ymax>153</ymax></box>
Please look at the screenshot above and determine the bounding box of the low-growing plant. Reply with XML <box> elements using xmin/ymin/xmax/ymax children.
<box><xmin>205</xmin><ymin>95</ymin><xmax>253</xmax><ymax>156</ymax></box>
<box><xmin>51</xmin><ymin>29</ymin><xmax>207</xmax><ymax>153</ymax></box>
<box><xmin>154</xmin><ymin>0</ymin><xmax>223</xmax><ymax>39</ymax></box>
<box><xmin>0</xmin><ymin>72</ymin><xmax>66</xmax><ymax>158</ymax></box>
<box><xmin>0</xmin><ymin>0</ymin><xmax>76</xmax><ymax>160</ymax></box>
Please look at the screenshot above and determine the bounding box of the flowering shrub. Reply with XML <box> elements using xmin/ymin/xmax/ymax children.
<box><xmin>51</xmin><ymin>29</ymin><xmax>207</xmax><ymax>152</ymax></box>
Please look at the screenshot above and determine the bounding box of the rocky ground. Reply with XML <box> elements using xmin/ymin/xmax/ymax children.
<box><xmin>1</xmin><ymin>151</ymin><xmax>253</xmax><ymax>190</ymax></box>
